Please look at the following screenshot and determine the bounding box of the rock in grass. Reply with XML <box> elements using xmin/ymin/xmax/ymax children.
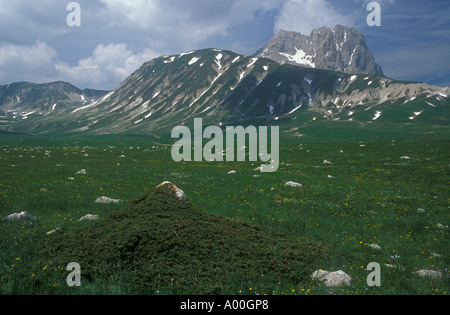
<box><xmin>368</xmin><ymin>244</ymin><xmax>381</xmax><ymax>250</ymax></box>
<box><xmin>228</xmin><ymin>170</ymin><xmax>237</xmax><ymax>175</ymax></box>
<box><xmin>436</xmin><ymin>223</ymin><xmax>448</xmax><ymax>230</ymax></box>
<box><xmin>76</xmin><ymin>169</ymin><xmax>87</xmax><ymax>175</ymax></box>
<box><xmin>156</xmin><ymin>181</ymin><xmax>187</xmax><ymax>203</ymax></box>
<box><xmin>95</xmin><ymin>196</ymin><xmax>120</xmax><ymax>204</ymax></box>
<box><xmin>415</xmin><ymin>270</ymin><xmax>442</xmax><ymax>279</ymax></box>
<box><xmin>4</xmin><ymin>211</ymin><xmax>37</xmax><ymax>223</ymax></box>
<box><xmin>311</xmin><ymin>270</ymin><xmax>353</xmax><ymax>287</ymax></box>
<box><xmin>285</xmin><ymin>181</ymin><xmax>303</xmax><ymax>188</ymax></box>
<box><xmin>79</xmin><ymin>214</ymin><xmax>99</xmax><ymax>221</ymax></box>
<box><xmin>46</xmin><ymin>228</ymin><xmax>60</xmax><ymax>235</ymax></box>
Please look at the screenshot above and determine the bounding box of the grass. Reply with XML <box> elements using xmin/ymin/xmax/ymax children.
<box><xmin>0</xmin><ymin>124</ymin><xmax>449</xmax><ymax>295</ymax></box>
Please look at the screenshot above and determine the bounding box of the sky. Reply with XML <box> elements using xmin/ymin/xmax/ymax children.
<box><xmin>0</xmin><ymin>0</ymin><xmax>449</xmax><ymax>90</ymax></box>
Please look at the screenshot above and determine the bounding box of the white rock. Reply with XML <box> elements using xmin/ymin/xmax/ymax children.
<box><xmin>46</xmin><ymin>228</ymin><xmax>60</xmax><ymax>235</ymax></box>
<box><xmin>311</xmin><ymin>270</ymin><xmax>353</xmax><ymax>287</ymax></box>
<box><xmin>368</xmin><ymin>244</ymin><xmax>381</xmax><ymax>250</ymax></box>
<box><xmin>436</xmin><ymin>223</ymin><xmax>448</xmax><ymax>230</ymax></box>
<box><xmin>79</xmin><ymin>214</ymin><xmax>99</xmax><ymax>221</ymax></box>
<box><xmin>400</xmin><ymin>156</ymin><xmax>411</xmax><ymax>160</ymax></box>
<box><xmin>285</xmin><ymin>181</ymin><xmax>303</xmax><ymax>188</ymax></box>
<box><xmin>156</xmin><ymin>181</ymin><xmax>188</xmax><ymax>202</ymax></box>
<box><xmin>76</xmin><ymin>169</ymin><xmax>87</xmax><ymax>174</ymax></box>
<box><xmin>416</xmin><ymin>270</ymin><xmax>442</xmax><ymax>279</ymax></box>
<box><xmin>323</xmin><ymin>159</ymin><xmax>332</xmax><ymax>165</ymax></box>
<box><xmin>385</xmin><ymin>264</ymin><xmax>397</xmax><ymax>269</ymax></box>
<box><xmin>95</xmin><ymin>196</ymin><xmax>120</xmax><ymax>204</ymax></box>
<box><xmin>5</xmin><ymin>211</ymin><xmax>36</xmax><ymax>222</ymax></box>
<box><xmin>228</xmin><ymin>170</ymin><xmax>237</xmax><ymax>175</ymax></box>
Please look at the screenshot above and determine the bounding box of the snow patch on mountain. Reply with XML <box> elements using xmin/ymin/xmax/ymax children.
<box><xmin>188</xmin><ymin>57</ymin><xmax>200</xmax><ymax>65</ymax></box>
<box><xmin>373</xmin><ymin>111</ymin><xmax>382</xmax><ymax>121</ymax></box>
<box><xmin>279</xmin><ymin>48</ymin><xmax>315</xmax><ymax>68</ymax></box>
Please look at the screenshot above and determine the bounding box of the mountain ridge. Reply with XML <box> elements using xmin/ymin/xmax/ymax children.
<box><xmin>255</xmin><ymin>25</ymin><xmax>384</xmax><ymax>76</ymax></box>
<box><xmin>0</xmin><ymin>81</ymin><xmax>108</xmax><ymax>132</ymax></box>
<box><xmin>0</xmin><ymin>31</ymin><xmax>448</xmax><ymax>136</ymax></box>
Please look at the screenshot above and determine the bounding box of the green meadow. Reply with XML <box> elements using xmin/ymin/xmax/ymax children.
<box><xmin>0</xmin><ymin>122</ymin><xmax>448</xmax><ymax>295</ymax></box>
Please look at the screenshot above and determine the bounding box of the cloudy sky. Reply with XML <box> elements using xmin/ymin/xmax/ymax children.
<box><xmin>0</xmin><ymin>0</ymin><xmax>449</xmax><ymax>90</ymax></box>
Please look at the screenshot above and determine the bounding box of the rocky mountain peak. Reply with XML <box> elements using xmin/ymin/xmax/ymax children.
<box><xmin>255</xmin><ymin>25</ymin><xmax>384</xmax><ymax>76</ymax></box>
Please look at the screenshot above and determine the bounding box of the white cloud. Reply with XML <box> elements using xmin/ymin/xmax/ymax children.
<box><xmin>97</xmin><ymin>0</ymin><xmax>281</xmax><ymax>52</ymax></box>
<box><xmin>0</xmin><ymin>41</ymin><xmax>59</xmax><ymax>83</ymax></box>
<box><xmin>0</xmin><ymin>41</ymin><xmax>159</xmax><ymax>90</ymax></box>
<box><xmin>0</xmin><ymin>0</ymin><xmax>283</xmax><ymax>88</ymax></box>
<box><xmin>55</xmin><ymin>43</ymin><xmax>160</xmax><ymax>89</ymax></box>
<box><xmin>274</xmin><ymin>0</ymin><xmax>356</xmax><ymax>35</ymax></box>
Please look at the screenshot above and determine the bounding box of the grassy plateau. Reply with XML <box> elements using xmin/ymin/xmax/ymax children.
<box><xmin>0</xmin><ymin>121</ymin><xmax>448</xmax><ymax>295</ymax></box>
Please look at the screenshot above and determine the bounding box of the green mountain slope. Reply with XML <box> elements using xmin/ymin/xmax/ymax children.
<box><xmin>0</xmin><ymin>81</ymin><xmax>108</xmax><ymax>133</ymax></box>
<box><xmin>1</xmin><ymin>49</ymin><xmax>449</xmax><ymax>136</ymax></box>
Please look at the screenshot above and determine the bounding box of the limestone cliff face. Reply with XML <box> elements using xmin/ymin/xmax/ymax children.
<box><xmin>255</xmin><ymin>25</ymin><xmax>384</xmax><ymax>76</ymax></box>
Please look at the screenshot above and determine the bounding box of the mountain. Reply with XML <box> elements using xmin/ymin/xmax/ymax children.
<box><xmin>1</xmin><ymin>51</ymin><xmax>448</xmax><ymax>136</ymax></box>
<box><xmin>0</xmin><ymin>81</ymin><xmax>108</xmax><ymax>133</ymax></box>
<box><xmin>255</xmin><ymin>25</ymin><xmax>384</xmax><ymax>76</ymax></box>
<box><xmin>49</xmin><ymin>49</ymin><xmax>449</xmax><ymax>134</ymax></box>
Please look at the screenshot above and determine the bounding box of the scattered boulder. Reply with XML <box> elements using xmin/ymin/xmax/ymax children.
<box><xmin>323</xmin><ymin>159</ymin><xmax>332</xmax><ymax>165</ymax></box>
<box><xmin>76</xmin><ymin>169</ymin><xmax>87</xmax><ymax>175</ymax></box>
<box><xmin>415</xmin><ymin>270</ymin><xmax>442</xmax><ymax>279</ymax></box>
<box><xmin>156</xmin><ymin>181</ymin><xmax>188</xmax><ymax>203</ymax></box>
<box><xmin>79</xmin><ymin>214</ymin><xmax>99</xmax><ymax>222</ymax></box>
<box><xmin>4</xmin><ymin>211</ymin><xmax>36</xmax><ymax>223</ymax></box>
<box><xmin>228</xmin><ymin>170</ymin><xmax>237</xmax><ymax>175</ymax></box>
<box><xmin>436</xmin><ymin>223</ymin><xmax>448</xmax><ymax>230</ymax></box>
<box><xmin>400</xmin><ymin>156</ymin><xmax>411</xmax><ymax>160</ymax></box>
<box><xmin>368</xmin><ymin>244</ymin><xmax>381</xmax><ymax>250</ymax></box>
<box><xmin>46</xmin><ymin>228</ymin><xmax>60</xmax><ymax>235</ymax></box>
<box><xmin>311</xmin><ymin>270</ymin><xmax>353</xmax><ymax>287</ymax></box>
<box><xmin>95</xmin><ymin>196</ymin><xmax>120</xmax><ymax>204</ymax></box>
<box><xmin>385</xmin><ymin>264</ymin><xmax>398</xmax><ymax>269</ymax></box>
<box><xmin>285</xmin><ymin>181</ymin><xmax>303</xmax><ymax>188</ymax></box>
